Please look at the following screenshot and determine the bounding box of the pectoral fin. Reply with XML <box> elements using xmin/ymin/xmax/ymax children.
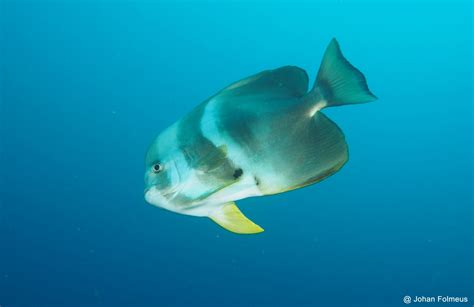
<box><xmin>183</xmin><ymin>144</ymin><xmax>229</xmax><ymax>173</ymax></box>
<box><xmin>198</xmin><ymin>145</ymin><xmax>229</xmax><ymax>173</ymax></box>
<box><xmin>209</xmin><ymin>202</ymin><xmax>264</xmax><ymax>234</ymax></box>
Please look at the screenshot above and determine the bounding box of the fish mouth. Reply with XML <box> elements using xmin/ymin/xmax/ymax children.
<box><xmin>144</xmin><ymin>185</ymin><xmax>181</xmax><ymax>201</ymax></box>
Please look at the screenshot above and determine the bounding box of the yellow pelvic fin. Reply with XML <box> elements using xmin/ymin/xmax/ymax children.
<box><xmin>209</xmin><ymin>202</ymin><xmax>264</xmax><ymax>235</ymax></box>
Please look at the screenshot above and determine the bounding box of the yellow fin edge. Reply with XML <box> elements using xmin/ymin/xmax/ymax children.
<box><xmin>209</xmin><ymin>202</ymin><xmax>264</xmax><ymax>235</ymax></box>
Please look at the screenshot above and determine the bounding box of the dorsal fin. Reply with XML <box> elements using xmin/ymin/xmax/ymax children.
<box><xmin>217</xmin><ymin>66</ymin><xmax>309</xmax><ymax>99</ymax></box>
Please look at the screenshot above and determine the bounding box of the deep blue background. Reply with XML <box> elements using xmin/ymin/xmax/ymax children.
<box><xmin>1</xmin><ymin>0</ymin><xmax>472</xmax><ymax>306</ymax></box>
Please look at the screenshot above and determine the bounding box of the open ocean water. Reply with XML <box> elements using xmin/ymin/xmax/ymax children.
<box><xmin>0</xmin><ymin>0</ymin><xmax>472</xmax><ymax>306</ymax></box>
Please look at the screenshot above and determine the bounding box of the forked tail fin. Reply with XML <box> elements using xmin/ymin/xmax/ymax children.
<box><xmin>311</xmin><ymin>38</ymin><xmax>377</xmax><ymax>109</ymax></box>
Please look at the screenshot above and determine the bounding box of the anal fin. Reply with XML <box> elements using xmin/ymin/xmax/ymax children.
<box><xmin>209</xmin><ymin>202</ymin><xmax>264</xmax><ymax>234</ymax></box>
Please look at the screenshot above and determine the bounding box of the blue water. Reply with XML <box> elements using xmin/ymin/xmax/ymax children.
<box><xmin>1</xmin><ymin>0</ymin><xmax>472</xmax><ymax>306</ymax></box>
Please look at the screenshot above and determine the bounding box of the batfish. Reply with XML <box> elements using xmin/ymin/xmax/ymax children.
<box><xmin>144</xmin><ymin>39</ymin><xmax>376</xmax><ymax>234</ymax></box>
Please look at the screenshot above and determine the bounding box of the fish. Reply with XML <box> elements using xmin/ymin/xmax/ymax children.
<box><xmin>144</xmin><ymin>38</ymin><xmax>376</xmax><ymax>234</ymax></box>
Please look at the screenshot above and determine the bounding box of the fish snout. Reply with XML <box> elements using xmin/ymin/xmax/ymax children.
<box><xmin>144</xmin><ymin>185</ymin><xmax>180</xmax><ymax>203</ymax></box>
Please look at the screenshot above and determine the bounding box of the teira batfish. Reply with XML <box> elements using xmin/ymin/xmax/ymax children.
<box><xmin>144</xmin><ymin>39</ymin><xmax>376</xmax><ymax>234</ymax></box>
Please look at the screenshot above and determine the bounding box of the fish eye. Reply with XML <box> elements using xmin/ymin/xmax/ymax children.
<box><xmin>152</xmin><ymin>163</ymin><xmax>163</xmax><ymax>173</ymax></box>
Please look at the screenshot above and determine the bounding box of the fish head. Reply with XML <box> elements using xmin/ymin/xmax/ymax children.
<box><xmin>144</xmin><ymin>124</ymin><xmax>192</xmax><ymax>211</ymax></box>
<box><xmin>144</xmin><ymin>114</ymin><xmax>238</xmax><ymax>214</ymax></box>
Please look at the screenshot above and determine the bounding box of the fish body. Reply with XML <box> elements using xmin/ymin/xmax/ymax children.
<box><xmin>144</xmin><ymin>39</ymin><xmax>376</xmax><ymax>234</ymax></box>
